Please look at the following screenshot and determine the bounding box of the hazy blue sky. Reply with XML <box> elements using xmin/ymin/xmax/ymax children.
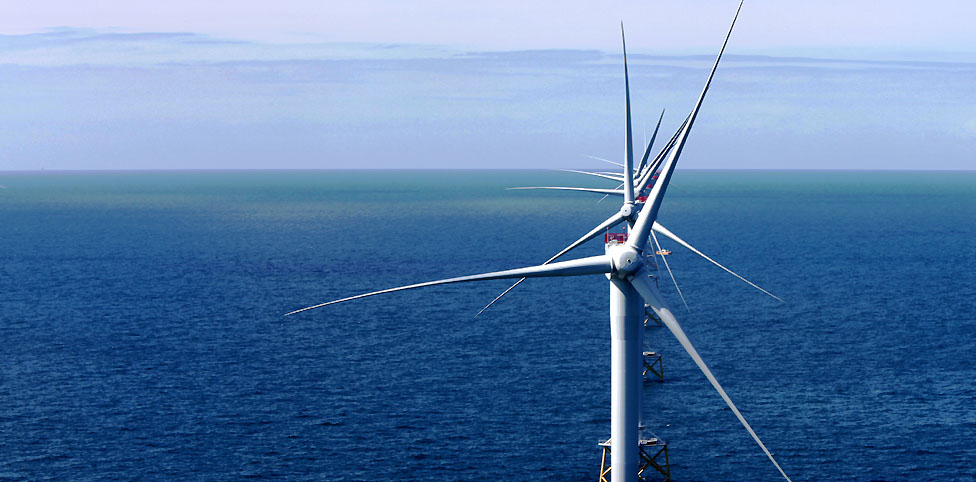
<box><xmin>1</xmin><ymin>1</ymin><xmax>974</xmax><ymax>170</ymax></box>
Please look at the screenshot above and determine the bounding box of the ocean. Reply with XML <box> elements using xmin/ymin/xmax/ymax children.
<box><xmin>0</xmin><ymin>170</ymin><xmax>973</xmax><ymax>481</ymax></box>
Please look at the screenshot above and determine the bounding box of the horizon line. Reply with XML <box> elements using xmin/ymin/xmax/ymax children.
<box><xmin>2</xmin><ymin>168</ymin><xmax>975</xmax><ymax>174</ymax></box>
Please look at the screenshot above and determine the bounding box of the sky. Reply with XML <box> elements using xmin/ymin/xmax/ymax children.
<box><xmin>1</xmin><ymin>1</ymin><xmax>974</xmax><ymax>170</ymax></box>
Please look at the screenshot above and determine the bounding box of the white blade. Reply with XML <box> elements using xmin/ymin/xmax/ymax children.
<box><xmin>585</xmin><ymin>155</ymin><xmax>627</xmax><ymax>170</ymax></box>
<box><xmin>629</xmin><ymin>0</ymin><xmax>744</xmax><ymax>249</ymax></box>
<box><xmin>634</xmin><ymin>115</ymin><xmax>688</xmax><ymax>196</ymax></box>
<box><xmin>653</xmin><ymin>222</ymin><xmax>784</xmax><ymax>303</ymax></box>
<box><xmin>557</xmin><ymin>169</ymin><xmax>625</xmax><ymax>183</ymax></box>
<box><xmin>475</xmin><ymin>278</ymin><xmax>526</xmax><ymax>318</ymax></box>
<box><xmin>652</xmin><ymin>230</ymin><xmax>689</xmax><ymax>311</ymax></box>
<box><xmin>476</xmin><ymin>211</ymin><xmax>629</xmax><ymax>316</ymax></box>
<box><xmin>621</xmin><ymin>23</ymin><xmax>635</xmax><ymax>204</ymax></box>
<box><xmin>630</xmin><ymin>273</ymin><xmax>793</xmax><ymax>482</ymax></box>
<box><xmin>598</xmin><ymin>182</ymin><xmax>625</xmax><ymax>204</ymax></box>
<box><xmin>507</xmin><ymin>187</ymin><xmax>624</xmax><ymax>196</ymax></box>
<box><xmin>286</xmin><ymin>255</ymin><xmax>614</xmax><ymax>316</ymax></box>
<box><xmin>635</xmin><ymin>108</ymin><xmax>665</xmax><ymax>176</ymax></box>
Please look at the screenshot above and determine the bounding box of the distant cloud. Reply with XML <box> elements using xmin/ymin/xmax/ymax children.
<box><xmin>0</xmin><ymin>28</ymin><xmax>222</xmax><ymax>50</ymax></box>
<box><xmin>5</xmin><ymin>0</ymin><xmax>976</xmax><ymax>56</ymax></box>
<box><xmin>0</xmin><ymin>28</ymin><xmax>973</xmax><ymax>170</ymax></box>
<box><xmin>0</xmin><ymin>28</ymin><xmax>457</xmax><ymax>66</ymax></box>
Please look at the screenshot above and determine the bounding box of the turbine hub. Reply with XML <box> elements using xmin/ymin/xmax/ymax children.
<box><xmin>619</xmin><ymin>202</ymin><xmax>635</xmax><ymax>219</ymax></box>
<box><xmin>608</xmin><ymin>244</ymin><xmax>642</xmax><ymax>276</ymax></box>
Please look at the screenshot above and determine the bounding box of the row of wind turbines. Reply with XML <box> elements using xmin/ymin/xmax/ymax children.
<box><xmin>289</xmin><ymin>2</ymin><xmax>794</xmax><ymax>481</ymax></box>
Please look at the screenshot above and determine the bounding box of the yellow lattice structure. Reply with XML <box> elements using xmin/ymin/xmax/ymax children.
<box><xmin>643</xmin><ymin>351</ymin><xmax>663</xmax><ymax>383</ymax></box>
<box><xmin>599</xmin><ymin>438</ymin><xmax>671</xmax><ymax>482</ymax></box>
<box><xmin>644</xmin><ymin>310</ymin><xmax>662</xmax><ymax>327</ymax></box>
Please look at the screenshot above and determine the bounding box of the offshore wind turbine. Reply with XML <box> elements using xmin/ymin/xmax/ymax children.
<box><xmin>288</xmin><ymin>2</ymin><xmax>791</xmax><ymax>481</ymax></box>
<box><xmin>495</xmin><ymin>108</ymin><xmax>784</xmax><ymax>311</ymax></box>
<box><xmin>483</xmin><ymin>108</ymin><xmax>781</xmax><ymax>313</ymax></box>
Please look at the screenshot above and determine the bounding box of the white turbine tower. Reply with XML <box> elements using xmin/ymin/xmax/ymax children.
<box><xmin>288</xmin><ymin>3</ymin><xmax>791</xmax><ymax>481</ymax></box>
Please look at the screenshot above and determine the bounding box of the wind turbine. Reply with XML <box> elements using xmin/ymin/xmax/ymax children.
<box><xmin>483</xmin><ymin>106</ymin><xmax>781</xmax><ymax>313</ymax></box>
<box><xmin>287</xmin><ymin>3</ymin><xmax>791</xmax><ymax>481</ymax></box>
<box><xmin>494</xmin><ymin>108</ymin><xmax>783</xmax><ymax>312</ymax></box>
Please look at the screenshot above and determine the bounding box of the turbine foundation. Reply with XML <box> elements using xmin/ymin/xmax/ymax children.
<box><xmin>599</xmin><ymin>437</ymin><xmax>672</xmax><ymax>482</ymax></box>
<box><xmin>644</xmin><ymin>308</ymin><xmax>663</xmax><ymax>327</ymax></box>
<box><xmin>642</xmin><ymin>351</ymin><xmax>664</xmax><ymax>383</ymax></box>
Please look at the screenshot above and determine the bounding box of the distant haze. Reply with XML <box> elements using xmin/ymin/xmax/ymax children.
<box><xmin>1</xmin><ymin>1</ymin><xmax>974</xmax><ymax>170</ymax></box>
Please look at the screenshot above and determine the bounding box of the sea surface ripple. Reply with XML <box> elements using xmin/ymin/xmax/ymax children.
<box><xmin>0</xmin><ymin>170</ymin><xmax>973</xmax><ymax>481</ymax></box>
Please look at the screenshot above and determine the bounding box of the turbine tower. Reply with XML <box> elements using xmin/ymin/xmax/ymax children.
<box><xmin>288</xmin><ymin>3</ymin><xmax>790</xmax><ymax>481</ymax></box>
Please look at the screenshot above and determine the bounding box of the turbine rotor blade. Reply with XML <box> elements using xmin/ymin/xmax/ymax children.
<box><xmin>630</xmin><ymin>272</ymin><xmax>793</xmax><ymax>482</ymax></box>
<box><xmin>635</xmin><ymin>115</ymin><xmax>688</xmax><ymax>195</ymax></box>
<box><xmin>653</xmin><ymin>222</ymin><xmax>784</xmax><ymax>303</ymax></box>
<box><xmin>476</xmin><ymin>212</ymin><xmax>629</xmax><ymax>316</ymax></box>
<box><xmin>287</xmin><ymin>255</ymin><xmax>614</xmax><ymax>316</ymax></box>
<box><xmin>621</xmin><ymin>23</ymin><xmax>635</xmax><ymax>204</ymax></box>
<box><xmin>652</xmin><ymin>230</ymin><xmax>689</xmax><ymax>311</ymax></box>
<box><xmin>629</xmin><ymin>0</ymin><xmax>744</xmax><ymax>250</ymax></box>
<box><xmin>585</xmin><ymin>155</ymin><xmax>627</xmax><ymax>170</ymax></box>
<box><xmin>635</xmin><ymin>108</ymin><xmax>665</xmax><ymax>176</ymax></box>
<box><xmin>475</xmin><ymin>278</ymin><xmax>526</xmax><ymax>318</ymax></box>
<box><xmin>557</xmin><ymin>169</ymin><xmax>625</xmax><ymax>183</ymax></box>
<box><xmin>507</xmin><ymin>187</ymin><xmax>624</xmax><ymax>196</ymax></box>
<box><xmin>598</xmin><ymin>182</ymin><xmax>625</xmax><ymax>204</ymax></box>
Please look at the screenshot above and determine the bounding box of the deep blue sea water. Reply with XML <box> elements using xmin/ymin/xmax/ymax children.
<box><xmin>1</xmin><ymin>170</ymin><xmax>974</xmax><ymax>481</ymax></box>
